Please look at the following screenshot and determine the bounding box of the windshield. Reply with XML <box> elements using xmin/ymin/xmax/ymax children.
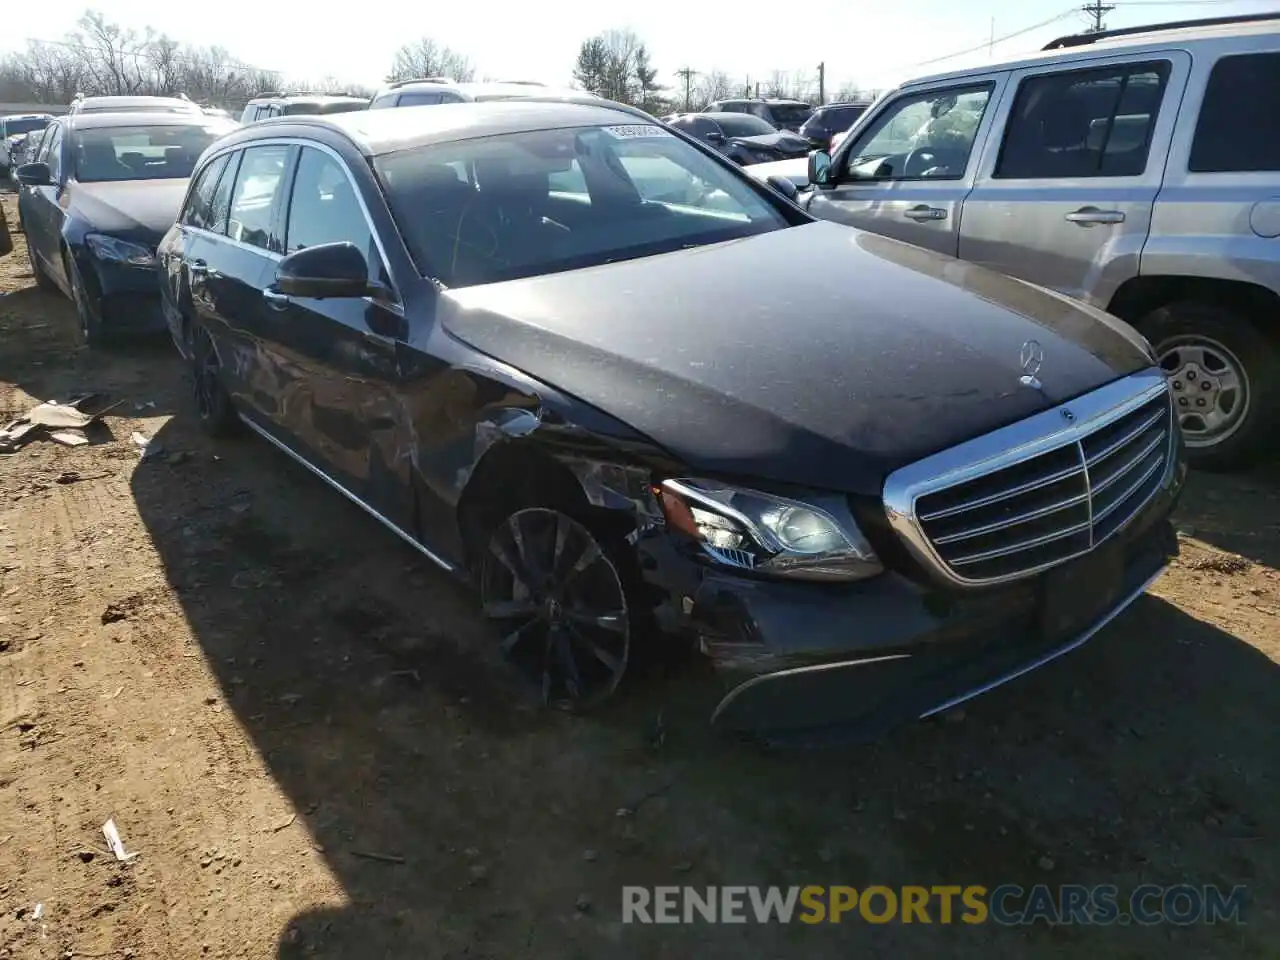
<box><xmin>770</xmin><ymin>104</ymin><xmax>813</xmax><ymax>126</ymax></box>
<box><xmin>282</xmin><ymin>100</ymin><xmax>368</xmax><ymax>116</ymax></box>
<box><xmin>712</xmin><ymin>114</ymin><xmax>777</xmax><ymax>137</ymax></box>
<box><xmin>4</xmin><ymin>117</ymin><xmax>50</xmax><ymax>136</ymax></box>
<box><xmin>375</xmin><ymin>122</ymin><xmax>790</xmax><ymax>287</ymax></box>
<box><xmin>72</xmin><ymin>123</ymin><xmax>233</xmax><ymax>182</ymax></box>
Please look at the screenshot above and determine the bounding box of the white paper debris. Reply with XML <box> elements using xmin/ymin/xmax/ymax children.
<box><xmin>32</xmin><ymin>903</ymin><xmax>43</xmax><ymax>920</ymax></box>
<box><xmin>102</xmin><ymin>818</ymin><xmax>138</xmax><ymax>861</ymax></box>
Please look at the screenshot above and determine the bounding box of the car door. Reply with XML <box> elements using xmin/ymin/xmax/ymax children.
<box><xmin>22</xmin><ymin>121</ymin><xmax>64</xmax><ymax>281</ymax></box>
<box><xmin>159</xmin><ymin>151</ymin><xmax>233</xmax><ymax>354</ymax></box>
<box><xmin>807</xmin><ymin>79</ymin><xmax>1004</xmax><ymax>257</ymax></box>
<box><xmin>957</xmin><ymin>52</ymin><xmax>1189</xmax><ymax>308</ymax></box>
<box><xmin>261</xmin><ymin>143</ymin><xmax>408</xmax><ymax>510</ymax></box>
<box><xmin>198</xmin><ymin>143</ymin><xmax>296</xmax><ymax>421</ymax></box>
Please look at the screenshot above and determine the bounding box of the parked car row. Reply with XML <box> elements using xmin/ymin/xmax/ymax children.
<box><xmin>2</xmin><ymin>11</ymin><xmax>1273</xmax><ymax>741</ymax></box>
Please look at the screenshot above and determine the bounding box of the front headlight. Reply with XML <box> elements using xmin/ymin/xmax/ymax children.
<box><xmin>86</xmin><ymin>233</ymin><xmax>156</xmax><ymax>267</ymax></box>
<box><xmin>654</xmin><ymin>478</ymin><xmax>883</xmax><ymax>582</ymax></box>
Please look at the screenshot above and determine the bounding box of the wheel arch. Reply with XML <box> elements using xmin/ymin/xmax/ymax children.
<box><xmin>1108</xmin><ymin>275</ymin><xmax>1280</xmax><ymax>338</ymax></box>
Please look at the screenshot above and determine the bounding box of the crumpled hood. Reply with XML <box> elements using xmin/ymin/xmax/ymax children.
<box><xmin>69</xmin><ymin>179</ymin><xmax>189</xmax><ymax>238</ymax></box>
<box><xmin>440</xmin><ymin>222</ymin><xmax>1153</xmax><ymax>495</ymax></box>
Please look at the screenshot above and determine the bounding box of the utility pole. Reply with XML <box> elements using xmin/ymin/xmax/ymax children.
<box><xmin>817</xmin><ymin>61</ymin><xmax>825</xmax><ymax>105</ymax></box>
<box><xmin>755</xmin><ymin>80</ymin><xmax>761</xmax><ymax>98</ymax></box>
<box><xmin>1082</xmin><ymin>0</ymin><xmax>1114</xmax><ymax>33</ymax></box>
<box><xmin>676</xmin><ymin>67</ymin><xmax>697</xmax><ymax>112</ymax></box>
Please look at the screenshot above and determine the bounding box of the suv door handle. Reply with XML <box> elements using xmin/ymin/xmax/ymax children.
<box><xmin>1065</xmin><ymin>207</ymin><xmax>1125</xmax><ymax>226</ymax></box>
<box><xmin>262</xmin><ymin>287</ymin><xmax>290</xmax><ymax>309</ymax></box>
<box><xmin>903</xmin><ymin>205</ymin><xmax>947</xmax><ymax>221</ymax></box>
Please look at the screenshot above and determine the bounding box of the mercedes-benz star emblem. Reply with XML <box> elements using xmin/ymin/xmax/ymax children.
<box><xmin>1019</xmin><ymin>339</ymin><xmax>1044</xmax><ymax>390</ymax></box>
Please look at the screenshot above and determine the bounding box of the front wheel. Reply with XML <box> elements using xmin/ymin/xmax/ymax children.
<box><xmin>65</xmin><ymin>252</ymin><xmax>106</xmax><ymax>347</ymax></box>
<box><xmin>28</xmin><ymin>236</ymin><xmax>56</xmax><ymax>291</ymax></box>
<box><xmin>1141</xmin><ymin>302</ymin><xmax>1280</xmax><ymax>471</ymax></box>
<box><xmin>478</xmin><ymin>506</ymin><xmax>632</xmax><ymax>710</ymax></box>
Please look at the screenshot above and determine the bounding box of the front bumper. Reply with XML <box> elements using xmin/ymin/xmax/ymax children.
<box><xmin>640</xmin><ymin>469</ymin><xmax>1182</xmax><ymax>745</ymax></box>
<box><xmin>84</xmin><ymin>255</ymin><xmax>166</xmax><ymax>334</ymax></box>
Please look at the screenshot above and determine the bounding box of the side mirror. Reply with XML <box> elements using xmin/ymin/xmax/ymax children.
<box><xmin>275</xmin><ymin>241</ymin><xmax>370</xmax><ymax>299</ymax></box>
<box><xmin>15</xmin><ymin>162</ymin><xmax>52</xmax><ymax>187</ymax></box>
<box><xmin>807</xmin><ymin>150</ymin><xmax>834</xmax><ymax>187</ymax></box>
<box><xmin>766</xmin><ymin>174</ymin><xmax>799</xmax><ymax>202</ymax></box>
<box><xmin>705</xmin><ymin>131</ymin><xmax>725</xmax><ymax>143</ymax></box>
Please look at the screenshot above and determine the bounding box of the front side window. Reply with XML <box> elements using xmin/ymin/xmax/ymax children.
<box><xmin>43</xmin><ymin>125</ymin><xmax>64</xmax><ymax>181</ymax></box>
<box><xmin>996</xmin><ymin>61</ymin><xmax>1170</xmax><ymax>179</ymax></box>
<box><xmin>71</xmin><ymin>122</ymin><xmax>235</xmax><ymax>182</ymax></box>
<box><xmin>1190</xmin><ymin>52</ymin><xmax>1280</xmax><ymax>173</ymax></box>
<box><xmin>285</xmin><ymin>147</ymin><xmax>374</xmax><ymax>260</ymax></box>
<box><xmin>227</xmin><ymin>144</ymin><xmax>291</xmax><ymax>251</ymax></box>
<box><xmin>375</xmin><ymin>122</ymin><xmax>790</xmax><ymax>288</ymax></box>
<box><xmin>396</xmin><ymin>91</ymin><xmax>443</xmax><ymax>107</ymax></box>
<box><xmin>846</xmin><ymin>85</ymin><xmax>993</xmax><ymax>180</ymax></box>
<box><xmin>182</xmin><ymin>154</ymin><xmax>230</xmax><ymax>228</ymax></box>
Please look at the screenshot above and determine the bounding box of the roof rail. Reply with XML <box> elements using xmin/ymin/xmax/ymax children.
<box><xmin>250</xmin><ymin>90</ymin><xmax>285</xmax><ymax>99</ymax></box>
<box><xmin>388</xmin><ymin>76</ymin><xmax>455</xmax><ymax>89</ymax></box>
<box><xmin>1043</xmin><ymin>10</ymin><xmax>1280</xmax><ymax>49</ymax></box>
<box><xmin>492</xmin><ymin>80</ymin><xmax>546</xmax><ymax>86</ymax></box>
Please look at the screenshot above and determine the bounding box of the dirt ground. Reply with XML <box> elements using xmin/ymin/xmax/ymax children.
<box><xmin>0</xmin><ymin>188</ymin><xmax>1276</xmax><ymax>960</ymax></box>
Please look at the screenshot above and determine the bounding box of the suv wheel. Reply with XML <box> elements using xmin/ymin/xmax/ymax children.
<box><xmin>1141</xmin><ymin>302</ymin><xmax>1280</xmax><ymax>470</ymax></box>
<box><xmin>477</xmin><ymin>505</ymin><xmax>632</xmax><ymax>710</ymax></box>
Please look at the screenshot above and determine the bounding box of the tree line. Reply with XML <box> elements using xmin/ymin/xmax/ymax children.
<box><xmin>0</xmin><ymin>11</ymin><xmax>872</xmax><ymax>115</ymax></box>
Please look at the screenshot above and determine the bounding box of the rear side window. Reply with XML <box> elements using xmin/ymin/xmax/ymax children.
<box><xmin>182</xmin><ymin>154</ymin><xmax>230</xmax><ymax>228</ymax></box>
<box><xmin>208</xmin><ymin>152</ymin><xmax>239</xmax><ymax>234</ymax></box>
<box><xmin>43</xmin><ymin>125</ymin><xmax>64</xmax><ymax>181</ymax></box>
<box><xmin>1189</xmin><ymin>52</ymin><xmax>1280</xmax><ymax>173</ymax></box>
<box><xmin>996</xmin><ymin>61</ymin><xmax>1170</xmax><ymax>179</ymax></box>
<box><xmin>227</xmin><ymin>145</ymin><xmax>291</xmax><ymax>251</ymax></box>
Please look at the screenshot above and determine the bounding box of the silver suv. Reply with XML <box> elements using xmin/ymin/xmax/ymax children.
<box><xmin>368</xmin><ymin>79</ymin><xmax>594</xmax><ymax>109</ymax></box>
<box><xmin>800</xmin><ymin>12</ymin><xmax>1280</xmax><ymax>469</ymax></box>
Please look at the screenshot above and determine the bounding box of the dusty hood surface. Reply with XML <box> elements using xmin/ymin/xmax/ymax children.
<box><xmin>69</xmin><ymin>179</ymin><xmax>189</xmax><ymax>237</ymax></box>
<box><xmin>441</xmin><ymin>221</ymin><xmax>1153</xmax><ymax>494</ymax></box>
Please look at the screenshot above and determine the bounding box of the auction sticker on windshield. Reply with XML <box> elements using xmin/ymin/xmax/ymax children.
<box><xmin>602</xmin><ymin>124</ymin><xmax>669</xmax><ymax>139</ymax></box>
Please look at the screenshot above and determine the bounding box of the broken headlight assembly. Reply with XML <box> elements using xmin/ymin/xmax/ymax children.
<box><xmin>653</xmin><ymin>478</ymin><xmax>884</xmax><ymax>582</ymax></box>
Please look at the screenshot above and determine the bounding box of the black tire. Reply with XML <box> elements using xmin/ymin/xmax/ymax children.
<box><xmin>191</xmin><ymin>325</ymin><xmax>240</xmax><ymax>437</ymax></box>
<box><xmin>65</xmin><ymin>251</ymin><xmax>107</xmax><ymax>347</ymax></box>
<box><xmin>1139</xmin><ymin>301</ymin><xmax>1280</xmax><ymax>471</ymax></box>
<box><xmin>473</xmin><ymin>489</ymin><xmax>646</xmax><ymax>712</ymax></box>
<box><xmin>27</xmin><ymin>236</ymin><xmax>56</xmax><ymax>292</ymax></box>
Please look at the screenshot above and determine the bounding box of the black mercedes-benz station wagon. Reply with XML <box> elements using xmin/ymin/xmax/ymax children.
<box><xmin>157</xmin><ymin>99</ymin><xmax>1186</xmax><ymax>744</ymax></box>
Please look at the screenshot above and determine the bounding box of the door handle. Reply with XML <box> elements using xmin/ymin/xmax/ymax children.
<box><xmin>903</xmin><ymin>205</ymin><xmax>947</xmax><ymax>221</ymax></box>
<box><xmin>262</xmin><ymin>288</ymin><xmax>291</xmax><ymax>309</ymax></box>
<box><xmin>1065</xmin><ymin>207</ymin><xmax>1125</xmax><ymax>226</ymax></box>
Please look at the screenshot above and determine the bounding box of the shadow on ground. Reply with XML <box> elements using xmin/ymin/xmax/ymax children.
<box><xmin>123</xmin><ymin>395</ymin><xmax>1279</xmax><ymax>958</ymax></box>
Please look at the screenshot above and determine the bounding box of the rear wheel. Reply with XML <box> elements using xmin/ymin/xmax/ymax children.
<box><xmin>1140</xmin><ymin>302</ymin><xmax>1280</xmax><ymax>470</ymax></box>
<box><xmin>478</xmin><ymin>505</ymin><xmax>632</xmax><ymax>710</ymax></box>
<box><xmin>191</xmin><ymin>326</ymin><xmax>239</xmax><ymax>437</ymax></box>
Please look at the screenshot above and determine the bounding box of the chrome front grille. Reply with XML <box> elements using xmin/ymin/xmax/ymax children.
<box><xmin>883</xmin><ymin>370</ymin><xmax>1175</xmax><ymax>586</ymax></box>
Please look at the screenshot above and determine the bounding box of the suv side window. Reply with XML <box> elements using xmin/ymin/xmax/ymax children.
<box><xmin>1189</xmin><ymin>52</ymin><xmax>1280</xmax><ymax>173</ymax></box>
<box><xmin>285</xmin><ymin>147</ymin><xmax>373</xmax><ymax>256</ymax></box>
<box><xmin>996</xmin><ymin>61</ymin><xmax>1170</xmax><ymax>179</ymax></box>
<box><xmin>208</xmin><ymin>151</ymin><xmax>239</xmax><ymax>234</ymax></box>
<box><xmin>396</xmin><ymin>91</ymin><xmax>443</xmax><ymax>106</ymax></box>
<box><xmin>182</xmin><ymin>154</ymin><xmax>230</xmax><ymax>229</ymax></box>
<box><xmin>846</xmin><ymin>85</ymin><xmax>993</xmax><ymax>180</ymax></box>
<box><xmin>227</xmin><ymin>145</ymin><xmax>291</xmax><ymax>251</ymax></box>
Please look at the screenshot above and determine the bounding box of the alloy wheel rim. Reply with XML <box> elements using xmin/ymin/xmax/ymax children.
<box><xmin>1157</xmin><ymin>335</ymin><xmax>1250</xmax><ymax>448</ymax></box>
<box><xmin>480</xmin><ymin>507</ymin><xmax>629</xmax><ymax>708</ymax></box>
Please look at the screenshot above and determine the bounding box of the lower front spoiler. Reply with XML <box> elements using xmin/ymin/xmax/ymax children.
<box><xmin>710</xmin><ymin>561</ymin><xmax>1169</xmax><ymax>748</ymax></box>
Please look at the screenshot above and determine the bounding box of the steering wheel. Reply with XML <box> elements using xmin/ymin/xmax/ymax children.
<box><xmin>903</xmin><ymin>147</ymin><xmax>941</xmax><ymax>177</ymax></box>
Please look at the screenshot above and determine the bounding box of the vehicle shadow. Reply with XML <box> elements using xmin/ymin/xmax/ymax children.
<box><xmin>1175</xmin><ymin>458</ymin><xmax>1280</xmax><ymax>568</ymax></box>
<box><xmin>129</xmin><ymin>404</ymin><xmax>1278</xmax><ymax>959</ymax></box>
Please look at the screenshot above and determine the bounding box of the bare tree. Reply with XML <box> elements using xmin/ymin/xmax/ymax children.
<box><xmin>571</xmin><ymin>28</ymin><xmax>664</xmax><ymax>108</ymax></box>
<box><xmin>831</xmin><ymin>81</ymin><xmax>866</xmax><ymax>102</ymax></box>
<box><xmin>71</xmin><ymin>11</ymin><xmax>148</xmax><ymax>95</ymax></box>
<box><xmin>691</xmin><ymin>70</ymin><xmax>733</xmax><ymax>110</ymax></box>
<box><xmin>388</xmin><ymin>37</ymin><xmax>476</xmax><ymax>83</ymax></box>
<box><xmin>146</xmin><ymin>34</ymin><xmax>183</xmax><ymax>95</ymax></box>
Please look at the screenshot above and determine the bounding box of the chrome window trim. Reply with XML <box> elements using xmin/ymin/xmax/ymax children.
<box><xmin>187</xmin><ymin>137</ymin><xmax>406</xmax><ymax>317</ymax></box>
<box><xmin>882</xmin><ymin>366</ymin><xmax>1173</xmax><ymax>588</ymax></box>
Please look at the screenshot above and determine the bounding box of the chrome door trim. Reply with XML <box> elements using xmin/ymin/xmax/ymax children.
<box><xmin>239</xmin><ymin>415</ymin><xmax>459</xmax><ymax>575</ymax></box>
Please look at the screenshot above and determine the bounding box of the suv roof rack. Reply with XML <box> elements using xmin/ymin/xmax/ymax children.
<box><xmin>388</xmin><ymin>77</ymin><xmax>455</xmax><ymax>89</ymax></box>
<box><xmin>1043</xmin><ymin>10</ymin><xmax>1280</xmax><ymax>49</ymax></box>
<box><xmin>491</xmin><ymin>80</ymin><xmax>545</xmax><ymax>86</ymax></box>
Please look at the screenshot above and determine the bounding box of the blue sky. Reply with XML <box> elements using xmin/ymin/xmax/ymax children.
<box><xmin>4</xmin><ymin>0</ymin><xmax>1278</xmax><ymax>93</ymax></box>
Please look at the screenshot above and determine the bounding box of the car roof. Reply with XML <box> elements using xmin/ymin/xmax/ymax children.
<box><xmin>251</xmin><ymin>93</ymin><xmax>369</xmax><ymax>104</ymax></box>
<box><xmin>905</xmin><ymin>15</ymin><xmax>1280</xmax><ymax>88</ymax></box>
<box><xmin>77</xmin><ymin>95</ymin><xmax>197</xmax><ymax>108</ymax></box>
<box><xmin>815</xmin><ymin>101</ymin><xmax>871</xmax><ymax>110</ymax></box>
<box><xmin>239</xmin><ymin>98</ymin><xmax>647</xmax><ymax>155</ymax></box>
<box><xmin>66</xmin><ymin>111</ymin><xmax>239</xmax><ymax>131</ymax></box>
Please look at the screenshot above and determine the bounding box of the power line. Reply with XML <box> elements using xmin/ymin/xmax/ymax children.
<box><xmin>908</xmin><ymin>9</ymin><xmax>1080</xmax><ymax>68</ymax></box>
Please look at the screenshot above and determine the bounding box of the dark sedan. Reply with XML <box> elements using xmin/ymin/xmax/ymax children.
<box><xmin>15</xmin><ymin>111</ymin><xmax>237</xmax><ymax>345</ymax></box>
<box><xmin>799</xmin><ymin>100</ymin><xmax>872</xmax><ymax>149</ymax></box>
<box><xmin>667</xmin><ymin>112</ymin><xmax>812</xmax><ymax>164</ymax></box>
<box><xmin>157</xmin><ymin>100</ymin><xmax>1184</xmax><ymax>744</ymax></box>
